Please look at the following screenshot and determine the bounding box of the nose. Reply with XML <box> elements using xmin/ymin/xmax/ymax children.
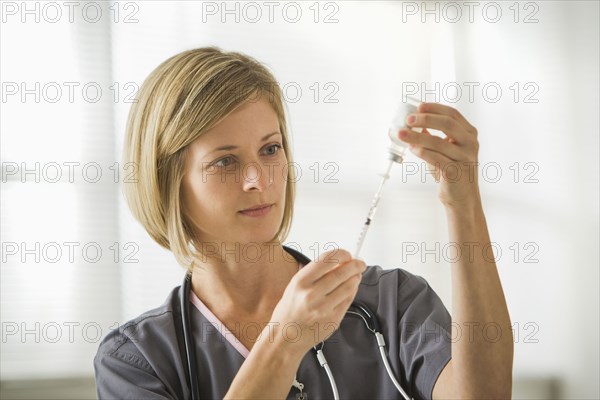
<box><xmin>242</xmin><ymin>162</ymin><xmax>274</xmax><ymax>192</ymax></box>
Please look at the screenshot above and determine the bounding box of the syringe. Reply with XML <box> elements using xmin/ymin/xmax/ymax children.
<box><xmin>352</xmin><ymin>97</ymin><xmax>421</xmax><ymax>259</ymax></box>
<box><xmin>353</xmin><ymin>159</ymin><xmax>395</xmax><ymax>258</ymax></box>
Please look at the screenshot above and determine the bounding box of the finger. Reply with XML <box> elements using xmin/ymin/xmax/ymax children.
<box><xmin>317</xmin><ymin>260</ymin><xmax>366</xmax><ymax>295</ymax></box>
<box><xmin>303</xmin><ymin>248</ymin><xmax>352</xmax><ymax>283</ymax></box>
<box><xmin>398</xmin><ymin>128</ymin><xmax>464</xmax><ymax>161</ymax></box>
<box><xmin>332</xmin><ymin>291</ymin><xmax>357</xmax><ymax>315</ymax></box>
<box><xmin>405</xmin><ymin>113</ymin><xmax>470</xmax><ymax>145</ymax></box>
<box><xmin>326</xmin><ymin>272</ymin><xmax>361</xmax><ymax>309</ymax></box>
<box><xmin>320</xmin><ymin>247</ymin><xmax>350</xmax><ymax>265</ymax></box>
<box><xmin>408</xmin><ymin>145</ymin><xmax>457</xmax><ymax>182</ymax></box>
<box><xmin>417</xmin><ymin>102</ymin><xmax>477</xmax><ymax>135</ymax></box>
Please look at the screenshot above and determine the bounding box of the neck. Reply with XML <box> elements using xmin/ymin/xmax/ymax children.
<box><xmin>190</xmin><ymin>243</ymin><xmax>299</xmax><ymax>316</ymax></box>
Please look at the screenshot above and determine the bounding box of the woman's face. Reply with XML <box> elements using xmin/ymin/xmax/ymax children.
<box><xmin>181</xmin><ymin>95</ymin><xmax>288</xmax><ymax>250</ymax></box>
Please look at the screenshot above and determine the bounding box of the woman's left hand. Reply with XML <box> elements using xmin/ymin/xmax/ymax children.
<box><xmin>397</xmin><ymin>102</ymin><xmax>481</xmax><ymax>208</ymax></box>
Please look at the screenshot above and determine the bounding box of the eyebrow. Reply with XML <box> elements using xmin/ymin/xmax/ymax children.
<box><xmin>206</xmin><ymin>131</ymin><xmax>281</xmax><ymax>156</ymax></box>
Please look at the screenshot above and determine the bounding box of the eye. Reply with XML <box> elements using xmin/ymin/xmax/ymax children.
<box><xmin>211</xmin><ymin>143</ymin><xmax>282</xmax><ymax>168</ymax></box>
<box><xmin>265</xmin><ymin>143</ymin><xmax>282</xmax><ymax>155</ymax></box>
<box><xmin>213</xmin><ymin>156</ymin><xmax>234</xmax><ymax>168</ymax></box>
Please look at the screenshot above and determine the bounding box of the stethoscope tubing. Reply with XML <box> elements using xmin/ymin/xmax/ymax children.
<box><xmin>181</xmin><ymin>272</ymin><xmax>413</xmax><ymax>400</ymax></box>
<box><xmin>181</xmin><ymin>273</ymin><xmax>200</xmax><ymax>400</ymax></box>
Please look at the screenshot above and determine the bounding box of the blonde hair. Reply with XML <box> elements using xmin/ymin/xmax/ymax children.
<box><xmin>122</xmin><ymin>46</ymin><xmax>296</xmax><ymax>270</ymax></box>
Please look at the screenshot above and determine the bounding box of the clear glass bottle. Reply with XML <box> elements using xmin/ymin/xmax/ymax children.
<box><xmin>387</xmin><ymin>96</ymin><xmax>422</xmax><ymax>164</ymax></box>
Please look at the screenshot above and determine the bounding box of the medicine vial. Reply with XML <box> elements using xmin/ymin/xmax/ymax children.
<box><xmin>354</xmin><ymin>96</ymin><xmax>424</xmax><ymax>258</ymax></box>
<box><xmin>388</xmin><ymin>96</ymin><xmax>422</xmax><ymax>164</ymax></box>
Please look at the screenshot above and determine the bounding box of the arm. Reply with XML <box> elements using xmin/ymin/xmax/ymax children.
<box><xmin>94</xmin><ymin>334</ymin><xmax>175</xmax><ymax>400</ymax></box>
<box><xmin>433</xmin><ymin>199</ymin><xmax>514</xmax><ymax>399</ymax></box>
<box><xmin>225</xmin><ymin>249</ymin><xmax>366</xmax><ymax>399</ymax></box>
<box><xmin>224</xmin><ymin>323</ymin><xmax>306</xmax><ymax>399</ymax></box>
<box><xmin>226</xmin><ymin>249</ymin><xmax>365</xmax><ymax>399</ymax></box>
<box><xmin>398</xmin><ymin>102</ymin><xmax>513</xmax><ymax>399</ymax></box>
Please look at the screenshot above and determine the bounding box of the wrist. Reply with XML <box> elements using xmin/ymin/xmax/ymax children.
<box><xmin>256</xmin><ymin>322</ymin><xmax>307</xmax><ymax>364</ymax></box>
<box><xmin>440</xmin><ymin>189</ymin><xmax>483</xmax><ymax>213</ymax></box>
<box><xmin>443</xmin><ymin>197</ymin><xmax>485</xmax><ymax>222</ymax></box>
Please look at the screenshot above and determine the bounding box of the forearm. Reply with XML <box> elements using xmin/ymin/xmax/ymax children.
<box><xmin>445</xmin><ymin>200</ymin><xmax>514</xmax><ymax>399</ymax></box>
<box><xmin>224</xmin><ymin>324</ymin><xmax>306</xmax><ymax>400</ymax></box>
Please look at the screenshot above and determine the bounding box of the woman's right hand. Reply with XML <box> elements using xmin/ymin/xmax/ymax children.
<box><xmin>269</xmin><ymin>248</ymin><xmax>367</xmax><ymax>355</ymax></box>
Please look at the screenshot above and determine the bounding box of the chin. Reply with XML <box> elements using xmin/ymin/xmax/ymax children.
<box><xmin>242</xmin><ymin>229</ymin><xmax>280</xmax><ymax>244</ymax></box>
<box><xmin>238</xmin><ymin>223</ymin><xmax>281</xmax><ymax>245</ymax></box>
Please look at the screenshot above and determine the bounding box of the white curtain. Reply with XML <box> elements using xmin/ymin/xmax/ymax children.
<box><xmin>1</xmin><ymin>1</ymin><xmax>598</xmax><ymax>399</ymax></box>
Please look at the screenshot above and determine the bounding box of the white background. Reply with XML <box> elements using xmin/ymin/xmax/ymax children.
<box><xmin>1</xmin><ymin>1</ymin><xmax>598</xmax><ymax>399</ymax></box>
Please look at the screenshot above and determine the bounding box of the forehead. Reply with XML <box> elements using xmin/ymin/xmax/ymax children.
<box><xmin>194</xmin><ymin>98</ymin><xmax>278</xmax><ymax>147</ymax></box>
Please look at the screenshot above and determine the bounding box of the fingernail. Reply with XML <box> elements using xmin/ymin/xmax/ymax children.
<box><xmin>399</xmin><ymin>130</ymin><xmax>409</xmax><ymax>139</ymax></box>
<box><xmin>407</xmin><ymin>115</ymin><xmax>416</xmax><ymax>124</ymax></box>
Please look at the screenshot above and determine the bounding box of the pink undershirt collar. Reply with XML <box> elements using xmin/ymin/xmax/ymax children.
<box><xmin>188</xmin><ymin>261</ymin><xmax>303</xmax><ymax>359</ymax></box>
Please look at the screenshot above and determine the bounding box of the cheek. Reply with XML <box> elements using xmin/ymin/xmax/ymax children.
<box><xmin>273</xmin><ymin>154</ymin><xmax>288</xmax><ymax>181</ymax></box>
<box><xmin>182</xmin><ymin>174</ymin><xmax>220</xmax><ymax>213</ymax></box>
<box><xmin>276</xmin><ymin>166</ymin><xmax>288</xmax><ymax>189</ymax></box>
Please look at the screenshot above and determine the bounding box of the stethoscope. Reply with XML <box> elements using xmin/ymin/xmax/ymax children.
<box><xmin>181</xmin><ymin>272</ymin><xmax>414</xmax><ymax>400</ymax></box>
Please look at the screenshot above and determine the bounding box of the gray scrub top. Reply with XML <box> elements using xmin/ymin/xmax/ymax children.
<box><xmin>94</xmin><ymin>245</ymin><xmax>452</xmax><ymax>400</ymax></box>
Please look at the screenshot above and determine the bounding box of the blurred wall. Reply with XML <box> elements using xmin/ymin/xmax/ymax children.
<box><xmin>1</xmin><ymin>1</ymin><xmax>598</xmax><ymax>399</ymax></box>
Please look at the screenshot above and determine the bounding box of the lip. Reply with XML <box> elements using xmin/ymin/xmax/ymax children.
<box><xmin>239</xmin><ymin>204</ymin><xmax>273</xmax><ymax>217</ymax></box>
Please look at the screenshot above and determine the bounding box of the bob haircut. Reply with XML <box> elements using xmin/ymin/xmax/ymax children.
<box><xmin>122</xmin><ymin>46</ymin><xmax>296</xmax><ymax>271</ymax></box>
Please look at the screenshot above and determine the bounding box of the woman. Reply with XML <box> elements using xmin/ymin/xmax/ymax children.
<box><xmin>94</xmin><ymin>47</ymin><xmax>513</xmax><ymax>399</ymax></box>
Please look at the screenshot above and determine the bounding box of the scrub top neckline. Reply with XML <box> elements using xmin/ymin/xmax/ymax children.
<box><xmin>188</xmin><ymin>261</ymin><xmax>304</xmax><ymax>359</ymax></box>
